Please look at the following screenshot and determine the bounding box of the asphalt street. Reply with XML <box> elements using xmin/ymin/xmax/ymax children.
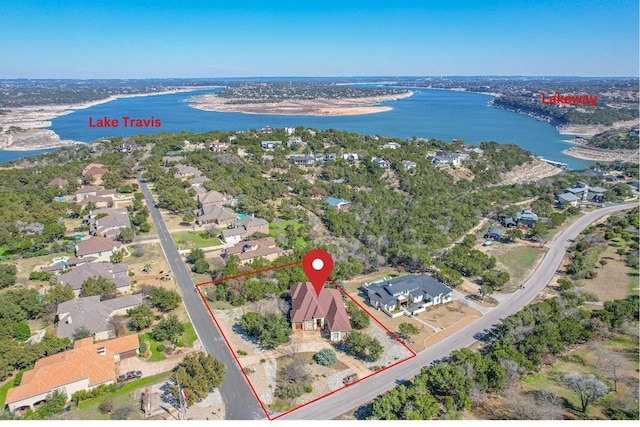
<box><xmin>280</xmin><ymin>202</ymin><xmax>637</xmax><ymax>420</ymax></box>
<box><xmin>137</xmin><ymin>172</ymin><xmax>265</xmax><ymax>420</ymax></box>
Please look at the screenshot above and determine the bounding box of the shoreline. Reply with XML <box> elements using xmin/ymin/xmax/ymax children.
<box><xmin>561</xmin><ymin>145</ymin><xmax>639</xmax><ymax>163</ymax></box>
<box><xmin>0</xmin><ymin>87</ymin><xmax>217</xmax><ymax>151</ymax></box>
<box><xmin>187</xmin><ymin>91</ymin><xmax>414</xmax><ymax>116</ymax></box>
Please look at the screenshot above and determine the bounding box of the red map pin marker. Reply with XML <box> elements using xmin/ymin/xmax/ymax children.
<box><xmin>302</xmin><ymin>249</ymin><xmax>334</xmax><ymax>297</ymax></box>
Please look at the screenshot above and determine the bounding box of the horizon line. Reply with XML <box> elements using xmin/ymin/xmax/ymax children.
<box><xmin>1</xmin><ymin>75</ymin><xmax>638</xmax><ymax>80</ymax></box>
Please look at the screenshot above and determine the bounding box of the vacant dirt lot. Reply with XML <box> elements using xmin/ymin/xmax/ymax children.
<box><xmin>580</xmin><ymin>246</ymin><xmax>635</xmax><ymax>301</ymax></box>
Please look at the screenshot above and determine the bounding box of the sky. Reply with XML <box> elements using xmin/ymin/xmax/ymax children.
<box><xmin>0</xmin><ymin>0</ymin><xmax>638</xmax><ymax>78</ymax></box>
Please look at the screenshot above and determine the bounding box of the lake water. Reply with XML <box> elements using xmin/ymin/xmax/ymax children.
<box><xmin>1</xmin><ymin>88</ymin><xmax>591</xmax><ymax>169</ymax></box>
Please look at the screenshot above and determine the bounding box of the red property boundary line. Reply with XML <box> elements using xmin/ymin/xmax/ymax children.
<box><xmin>195</xmin><ymin>261</ymin><xmax>416</xmax><ymax>420</ymax></box>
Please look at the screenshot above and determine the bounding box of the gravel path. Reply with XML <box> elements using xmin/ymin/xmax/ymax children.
<box><xmin>327</xmin><ymin>369</ymin><xmax>354</xmax><ymax>391</ymax></box>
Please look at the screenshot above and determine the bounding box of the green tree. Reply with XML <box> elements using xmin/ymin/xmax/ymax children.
<box><xmin>79</xmin><ymin>276</ymin><xmax>117</xmax><ymax>300</ymax></box>
<box><xmin>116</xmin><ymin>228</ymin><xmax>135</xmax><ymax>243</ymax></box>
<box><xmin>481</xmin><ymin>269</ymin><xmax>510</xmax><ymax>291</ymax></box>
<box><xmin>313</xmin><ymin>348</ymin><xmax>337</xmax><ymax>366</ymax></box>
<box><xmin>192</xmin><ymin>258</ymin><xmax>210</xmax><ymax>274</ymax></box>
<box><xmin>187</xmin><ymin>248</ymin><xmax>205</xmax><ymax>264</ymax></box>
<box><xmin>238</xmin><ymin>312</ymin><xmax>291</xmax><ymax>349</ymax></box>
<box><xmin>0</xmin><ymin>264</ymin><xmax>17</xmax><ymax>288</ymax></box>
<box><xmin>172</xmin><ymin>352</ymin><xmax>226</xmax><ymax>406</ymax></box>
<box><xmin>44</xmin><ymin>282</ymin><xmax>75</xmax><ymax>306</ymax></box>
<box><xmin>110</xmin><ymin>249</ymin><xmax>124</xmax><ymax>264</ymax></box>
<box><xmin>148</xmin><ymin>287</ymin><xmax>182</xmax><ymax>312</ymax></box>
<box><xmin>346</xmin><ymin>301</ymin><xmax>370</xmax><ymax>329</ymax></box>
<box><xmin>13</xmin><ymin>321</ymin><xmax>31</xmax><ymax>341</ymax></box>
<box><xmin>398</xmin><ymin>322</ymin><xmax>420</xmax><ymax>342</ymax></box>
<box><xmin>127</xmin><ymin>304</ymin><xmax>154</xmax><ymax>331</ymax></box>
<box><xmin>151</xmin><ymin>314</ymin><xmax>184</xmax><ymax>344</ymax></box>
<box><xmin>343</xmin><ymin>331</ymin><xmax>383</xmax><ymax>362</ymax></box>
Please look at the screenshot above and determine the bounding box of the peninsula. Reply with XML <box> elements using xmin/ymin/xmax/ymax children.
<box><xmin>188</xmin><ymin>82</ymin><xmax>413</xmax><ymax>116</ymax></box>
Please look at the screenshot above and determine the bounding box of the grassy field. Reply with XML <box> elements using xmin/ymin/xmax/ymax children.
<box><xmin>492</xmin><ymin>245</ymin><xmax>545</xmax><ymax>292</ymax></box>
<box><xmin>171</xmin><ymin>231</ymin><xmax>222</xmax><ymax>250</ymax></box>
<box><xmin>581</xmin><ymin>245</ymin><xmax>637</xmax><ymax>301</ymax></box>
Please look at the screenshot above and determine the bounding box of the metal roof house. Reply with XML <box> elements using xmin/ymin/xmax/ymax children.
<box><xmin>363</xmin><ymin>275</ymin><xmax>453</xmax><ymax>317</ymax></box>
<box><xmin>325</xmin><ymin>197</ymin><xmax>350</xmax><ymax>211</ymax></box>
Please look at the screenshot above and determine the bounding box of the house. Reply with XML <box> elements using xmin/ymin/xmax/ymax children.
<box><xmin>78</xmin><ymin>195</ymin><xmax>113</xmax><ymax>209</ymax></box>
<box><xmin>381</xmin><ymin>142</ymin><xmax>401</xmax><ymax>149</ymax></box>
<box><xmin>284</xmin><ymin>126</ymin><xmax>296</xmax><ymax>136</ymax></box>
<box><xmin>75</xmin><ymin>237</ymin><xmax>122</xmax><ymax>262</ymax></box>
<box><xmin>502</xmin><ymin>217</ymin><xmax>517</xmax><ymax>228</ymax></box>
<box><xmin>47</xmin><ymin>177</ymin><xmax>69</xmax><ymax>188</ymax></box>
<box><xmin>82</xmin><ymin>163</ymin><xmax>109</xmax><ymax>182</ymax></box>
<box><xmin>488</xmin><ymin>228</ymin><xmax>504</xmax><ymax>241</ymax></box>
<box><xmin>427</xmin><ymin>151</ymin><xmax>467</xmax><ymax>167</ymax></box>
<box><xmin>325</xmin><ymin>197</ymin><xmax>350</xmax><ymax>211</ymax></box>
<box><xmin>588</xmin><ymin>186</ymin><xmax>607</xmax><ymax>202</ymax></box>
<box><xmin>290</xmin><ymin>155</ymin><xmax>316</xmax><ymax>166</ymax></box>
<box><xmin>371</xmin><ymin>157</ymin><xmax>390</xmax><ymax>169</ymax></box>
<box><xmin>558</xmin><ymin>192</ymin><xmax>580</xmax><ymax>206</ymax></box>
<box><xmin>516</xmin><ymin>210</ymin><xmax>538</xmax><ymax>227</ymax></box>
<box><xmin>290</xmin><ymin>282</ymin><xmax>352</xmax><ymax>342</ymax></box>
<box><xmin>58</xmin><ymin>262</ymin><xmax>130</xmax><ymax>295</ymax></box>
<box><xmin>75</xmin><ymin>185</ymin><xmax>100</xmax><ymax>202</ymax></box>
<box><xmin>209</xmin><ymin>140</ymin><xmax>229</xmax><ymax>152</ymax></box>
<box><xmin>173</xmin><ymin>164</ymin><xmax>201</xmax><ymax>179</ymax></box>
<box><xmin>401</xmin><ymin>160</ymin><xmax>417</xmax><ymax>171</ymax></box>
<box><xmin>564</xmin><ymin>182</ymin><xmax>589</xmax><ymax>201</ymax></box>
<box><xmin>56</xmin><ymin>294</ymin><xmax>143</xmax><ymax>340</ymax></box>
<box><xmin>220</xmin><ymin>216</ymin><xmax>269</xmax><ymax>244</ymax></box>
<box><xmin>260</xmin><ymin>126</ymin><xmax>273</xmax><ymax>134</ymax></box>
<box><xmin>189</xmin><ymin>176</ymin><xmax>211</xmax><ymax>187</ymax></box>
<box><xmin>4</xmin><ymin>335</ymin><xmax>139</xmax><ymax>413</ymax></box>
<box><xmin>287</xmin><ymin>136</ymin><xmax>303</xmax><ymax>147</ymax></box>
<box><xmin>363</xmin><ymin>275</ymin><xmax>453</xmax><ymax>318</ymax></box>
<box><xmin>86</xmin><ymin>208</ymin><xmax>131</xmax><ymax>237</ymax></box>
<box><xmin>223</xmin><ymin>237</ymin><xmax>286</xmax><ymax>264</ymax></box>
<box><xmin>341</xmin><ymin>153</ymin><xmax>358</xmax><ymax>163</ymax></box>
<box><xmin>260</xmin><ymin>140</ymin><xmax>282</xmax><ymax>150</ymax></box>
<box><xmin>194</xmin><ymin>204</ymin><xmax>237</xmax><ymax>226</ymax></box>
<box><xmin>197</xmin><ymin>190</ymin><xmax>232</xmax><ymax>209</ymax></box>
<box><xmin>320</xmin><ymin>153</ymin><xmax>337</xmax><ymax>162</ymax></box>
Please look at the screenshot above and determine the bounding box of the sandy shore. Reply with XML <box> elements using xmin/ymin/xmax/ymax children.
<box><xmin>562</xmin><ymin>146</ymin><xmax>639</xmax><ymax>163</ymax></box>
<box><xmin>557</xmin><ymin>119</ymin><xmax>639</xmax><ymax>136</ymax></box>
<box><xmin>0</xmin><ymin>87</ymin><xmax>214</xmax><ymax>151</ymax></box>
<box><xmin>188</xmin><ymin>91</ymin><xmax>414</xmax><ymax>116</ymax></box>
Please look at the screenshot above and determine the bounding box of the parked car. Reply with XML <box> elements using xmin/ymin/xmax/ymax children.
<box><xmin>117</xmin><ymin>371</ymin><xmax>142</xmax><ymax>383</ymax></box>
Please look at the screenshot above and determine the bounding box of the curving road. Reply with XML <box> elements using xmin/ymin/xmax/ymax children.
<box><xmin>280</xmin><ymin>203</ymin><xmax>637</xmax><ymax>420</ymax></box>
<box><xmin>136</xmin><ymin>171</ymin><xmax>265</xmax><ymax>420</ymax></box>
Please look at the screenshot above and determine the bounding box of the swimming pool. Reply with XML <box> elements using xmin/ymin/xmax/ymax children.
<box><xmin>236</xmin><ymin>214</ymin><xmax>248</xmax><ymax>219</ymax></box>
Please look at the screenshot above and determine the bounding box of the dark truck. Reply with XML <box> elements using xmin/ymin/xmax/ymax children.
<box><xmin>117</xmin><ymin>370</ymin><xmax>142</xmax><ymax>383</ymax></box>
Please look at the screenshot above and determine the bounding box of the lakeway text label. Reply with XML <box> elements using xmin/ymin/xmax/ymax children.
<box><xmin>89</xmin><ymin>116</ymin><xmax>162</xmax><ymax>128</ymax></box>
<box><xmin>541</xmin><ymin>93</ymin><xmax>598</xmax><ymax>107</ymax></box>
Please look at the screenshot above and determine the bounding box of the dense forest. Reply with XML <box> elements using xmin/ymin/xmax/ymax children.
<box><xmin>364</xmin><ymin>295</ymin><xmax>639</xmax><ymax>420</ymax></box>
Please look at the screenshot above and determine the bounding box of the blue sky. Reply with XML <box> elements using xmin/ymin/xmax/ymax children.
<box><xmin>0</xmin><ymin>0</ymin><xmax>637</xmax><ymax>78</ymax></box>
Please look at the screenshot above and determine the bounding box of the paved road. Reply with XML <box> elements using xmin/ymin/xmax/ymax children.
<box><xmin>137</xmin><ymin>173</ymin><xmax>265</xmax><ymax>420</ymax></box>
<box><xmin>281</xmin><ymin>203</ymin><xmax>637</xmax><ymax>420</ymax></box>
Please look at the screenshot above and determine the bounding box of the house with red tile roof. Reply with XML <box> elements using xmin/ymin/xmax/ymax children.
<box><xmin>290</xmin><ymin>282</ymin><xmax>352</xmax><ymax>342</ymax></box>
<box><xmin>82</xmin><ymin>163</ymin><xmax>109</xmax><ymax>183</ymax></box>
<box><xmin>4</xmin><ymin>335</ymin><xmax>139</xmax><ymax>412</ymax></box>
